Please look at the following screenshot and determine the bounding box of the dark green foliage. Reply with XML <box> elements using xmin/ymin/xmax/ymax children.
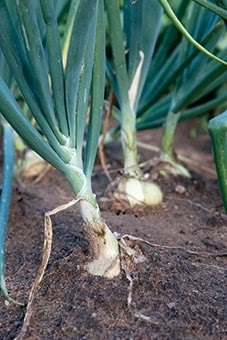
<box><xmin>208</xmin><ymin>111</ymin><xmax>227</xmax><ymax>213</ymax></box>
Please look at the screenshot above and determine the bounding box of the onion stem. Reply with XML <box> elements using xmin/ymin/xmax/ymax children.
<box><xmin>161</xmin><ymin>109</ymin><xmax>190</xmax><ymax>177</ymax></box>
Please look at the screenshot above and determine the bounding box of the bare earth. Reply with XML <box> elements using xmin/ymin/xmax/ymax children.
<box><xmin>0</xmin><ymin>119</ymin><xmax>226</xmax><ymax>340</ymax></box>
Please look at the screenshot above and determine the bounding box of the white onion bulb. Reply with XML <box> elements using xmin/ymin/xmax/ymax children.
<box><xmin>114</xmin><ymin>177</ymin><xmax>163</xmax><ymax>207</ymax></box>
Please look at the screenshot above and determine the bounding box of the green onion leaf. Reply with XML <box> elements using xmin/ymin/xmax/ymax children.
<box><xmin>40</xmin><ymin>0</ymin><xmax>69</xmax><ymax>137</ymax></box>
<box><xmin>65</xmin><ymin>0</ymin><xmax>98</xmax><ymax>147</ymax></box>
<box><xmin>85</xmin><ymin>0</ymin><xmax>105</xmax><ymax>181</ymax></box>
<box><xmin>0</xmin><ymin>122</ymin><xmax>23</xmax><ymax>305</ymax></box>
<box><xmin>208</xmin><ymin>111</ymin><xmax>227</xmax><ymax>213</ymax></box>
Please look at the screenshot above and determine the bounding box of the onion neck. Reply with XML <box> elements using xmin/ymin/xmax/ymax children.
<box><xmin>121</xmin><ymin>103</ymin><xmax>142</xmax><ymax>177</ymax></box>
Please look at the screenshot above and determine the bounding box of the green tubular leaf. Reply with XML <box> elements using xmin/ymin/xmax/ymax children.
<box><xmin>142</xmin><ymin>23</ymin><xmax>226</xmax><ymax>119</ymax></box>
<box><xmin>65</xmin><ymin>0</ymin><xmax>98</xmax><ymax>147</ymax></box>
<box><xmin>0</xmin><ymin>1</ymin><xmax>66</xmax><ymax>148</ymax></box>
<box><xmin>40</xmin><ymin>0</ymin><xmax>69</xmax><ymax>137</ymax></box>
<box><xmin>55</xmin><ymin>0</ymin><xmax>71</xmax><ymax>20</ymax></box>
<box><xmin>137</xmin><ymin>118</ymin><xmax>165</xmax><ymax>130</ymax></box>
<box><xmin>158</xmin><ymin>0</ymin><xmax>227</xmax><ymax>65</ymax></box>
<box><xmin>0</xmin><ymin>50</ymin><xmax>13</xmax><ymax>87</ymax></box>
<box><xmin>17</xmin><ymin>0</ymin><xmax>58</xmax><ymax>131</ymax></box>
<box><xmin>105</xmin><ymin>0</ymin><xmax>130</xmax><ymax>108</ymax></box>
<box><xmin>137</xmin><ymin>95</ymin><xmax>172</xmax><ymax>129</ymax></box>
<box><xmin>193</xmin><ymin>0</ymin><xmax>227</xmax><ymax>20</ymax></box>
<box><xmin>208</xmin><ymin>111</ymin><xmax>227</xmax><ymax>213</ymax></box>
<box><xmin>194</xmin><ymin>66</ymin><xmax>227</xmax><ymax>99</ymax></box>
<box><xmin>0</xmin><ymin>83</ymin><xmax>88</xmax><ymax>201</ymax></box>
<box><xmin>85</xmin><ymin>0</ymin><xmax>105</xmax><ymax>181</ymax></box>
<box><xmin>158</xmin><ymin>4</ymin><xmax>225</xmax><ymax>164</ymax></box>
<box><xmin>178</xmin><ymin>5</ymin><xmax>218</xmax><ymax>80</ymax></box>
<box><xmin>216</xmin><ymin>0</ymin><xmax>227</xmax><ymax>9</ymax></box>
<box><xmin>105</xmin><ymin>0</ymin><xmax>140</xmax><ymax>175</ymax></box>
<box><xmin>139</xmin><ymin>19</ymin><xmax>224</xmax><ymax>117</ymax></box>
<box><xmin>180</xmin><ymin>93</ymin><xmax>227</xmax><ymax>120</ymax></box>
<box><xmin>0</xmin><ymin>1</ymin><xmax>31</xmax><ymax>91</ymax></box>
<box><xmin>138</xmin><ymin>46</ymin><xmax>180</xmax><ymax>113</ymax></box>
<box><xmin>169</xmin><ymin>7</ymin><xmax>225</xmax><ymax>112</ymax></box>
<box><xmin>175</xmin><ymin>5</ymin><xmax>223</xmax><ymax>95</ymax></box>
<box><xmin>123</xmin><ymin>0</ymin><xmax>163</xmax><ymax>111</ymax></box>
<box><xmin>62</xmin><ymin>0</ymin><xmax>79</xmax><ymax>64</ymax></box>
<box><xmin>106</xmin><ymin>59</ymin><xmax>119</xmax><ymax>99</ymax></box>
<box><xmin>173</xmin><ymin>53</ymin><xmax>227</xmax><ymax>112</ymax></box>
<box><xmin>0</xmin><ymin>123</ymin><xmax>22</xmax><ymax>305</ymax></box>
<box><xmin>149</xmin><ymin>1</ymin><xmax>189</xmax><ymax>73</ymax></box>
<box><xmin>137</xmin><ymin>91</ymin><xmax>227</xmax><ymax>130</ymax></box>
<box><xmin>0</xmin><ymin>77</ymin><xmax>69</xmax><ymax>170</ymax></box>
<box><xmin>75</xmin><ymin>29</ymin><xmax>97</xmax><ymax>168</ymax></box>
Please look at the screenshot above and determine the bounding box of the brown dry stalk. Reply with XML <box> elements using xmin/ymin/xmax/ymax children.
<box><xmin>15</xmin><ymin>199</ymin><xmax>79</xmax><ymax>340</ymax></box>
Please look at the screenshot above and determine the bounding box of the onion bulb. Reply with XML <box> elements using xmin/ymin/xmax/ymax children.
<box><xmin>114</xmin><ymin>177</ymin><xmax>163</xmax><ymax>207</ymax></box>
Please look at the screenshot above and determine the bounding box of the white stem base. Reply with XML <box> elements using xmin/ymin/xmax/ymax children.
<box><xmin>85</xmin><ymin>225</ymin><xmax>120</xmax><ymax>278</ymax></box>
<box><xmin>80</xmin><ymin>200</ymin><xmax>120</xmax><ymax>278</ymax></box>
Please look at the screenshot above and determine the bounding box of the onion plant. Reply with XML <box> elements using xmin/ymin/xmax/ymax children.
<box><xmin>0</xmin><ymin>0</ymin><xmax>120</xmax><ymax>304</ymax></box>
<box><xmin>105</xmin><ymin>0</ymin><xmax>163</xmax><ymax>207</ymax></box>
<box><xmin>106</xmin><ymin>1</ymin><xmax>227</xmax><ymax>181</ymax></box>
<box><xmin>155</xmin><ymin>1</ymin><xmax>227</xmax><ymax>176</ymax></box>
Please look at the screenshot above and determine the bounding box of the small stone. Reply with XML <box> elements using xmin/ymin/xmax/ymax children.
<box><xmin>175</xmin><ymin>184</ymin><xmax>186</xmax><ymax>194</ymax></box>
<box><xmin>4</xmin><ymin>300</ymin><xmax>10</xmax><ymax>307</ymax></box>
<box><xmin>167</xmin><ymin>302</ymin><xmax>176</xmax><ymax>309</ymax></box>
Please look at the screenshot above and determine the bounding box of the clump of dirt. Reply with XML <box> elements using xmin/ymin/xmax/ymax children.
<box><xmin>0</xmin><ymin>119</ymin><xmax>226</xmax><ymax>339</ymax></box>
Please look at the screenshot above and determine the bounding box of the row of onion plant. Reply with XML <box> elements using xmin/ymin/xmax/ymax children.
<box><xmin>0</xmin><ymin>0</ymin><xmax>226</xmax><ymax>305</ymax></box>
<box><xmin>106</xmin><ymin>0</ymin><xmax>227</xmax><ymax>190</ymax></box>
